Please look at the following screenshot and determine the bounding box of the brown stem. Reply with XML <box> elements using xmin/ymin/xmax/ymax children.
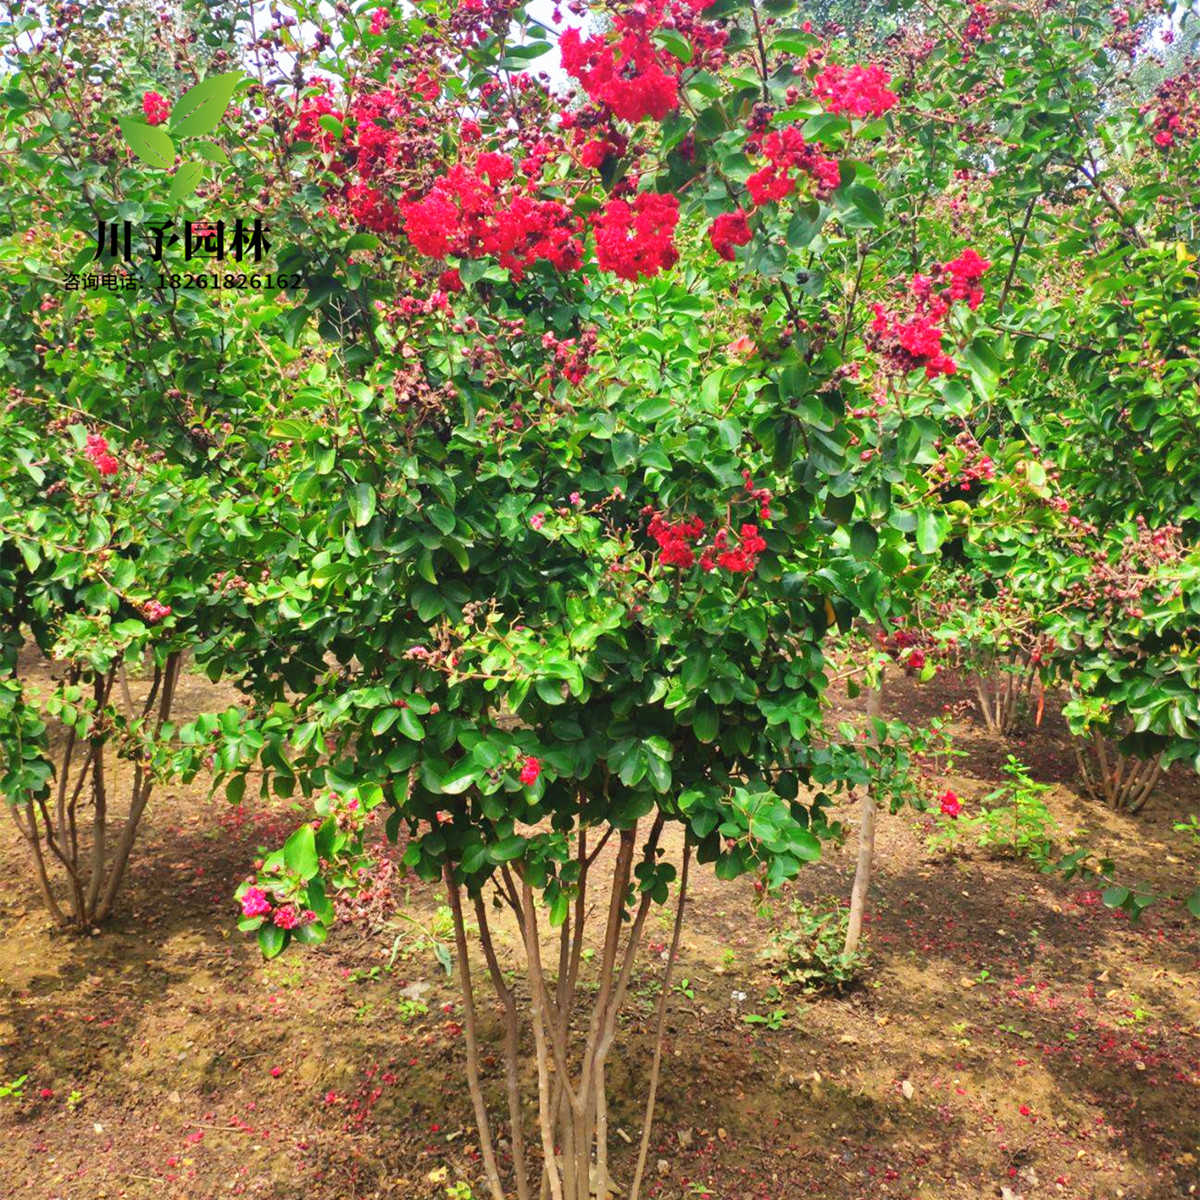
<box><xmin>445</xmin><ymin>869</ymin><xmax>507</xmax><ymax>1200</ymax></box>
<box><xmin>1128</xmin><ymin>762</ymin><xmax>1163</xmax><ymax>814</ymax></box>
<box><xmin>9</xmin><ymin>803</ymin><xmax>66</xmax><ymax>925</ymax></box>
<box><xmin>474</xmin><ymin>891</ymin><xmax>532</xmax><ymax>1200</ymax></box>
<box><xmin>84</xmin><ymin>733</ymin><xmax>108</xmax><ymax>919</ymax></box>
<box><xmin>95</xmin><ymin>650</ymin><xmax>181</xmax><ymax>922</ymax></box>
<box><xmin>845</xmin><ymin>677</ymin><xmax>884</xmax><ymax>956</ymax></box>
<box><xmin>1095</xmin><ymin>734</ymin><xmax>1115</xmax><ymax>809</ymax></box>
<box><xmin>518</xmin><ymin>879</ymin><xmax>566</xmax><ymax>1200</ymax></box>
<box><xmin>630</xmin><ymin>841</ymin><xmax>691</xmax><ymax>1200</ymax></box>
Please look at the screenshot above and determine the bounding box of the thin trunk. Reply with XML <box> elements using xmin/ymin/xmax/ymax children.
<box><xmin>10</xmin><ymin>804</ymin><xmax>66</xmax><ymax>925</ymax></box>
<box><xmin>630</xmin><ymin>841</ymin><xmax>691</xmax><ymax>1200</ymax></box>
<box><xmin>445</xmin><ymin>869</ymin><xmax>507</xmax><ymax>1200</ymax></box>
<box><xmin>844</xmin><ymin>677</ymin><xmax>884</xmax><ymax>957</ymax></box>
<box><xmin>95</xmin><ymin>651</ymin><xmax>180</xmax><ymax>922</ymax></box>
<box><xmin>474</xmin><ymin>892</ymin><xmax>532</xmax><ymax>1200</ymax></box>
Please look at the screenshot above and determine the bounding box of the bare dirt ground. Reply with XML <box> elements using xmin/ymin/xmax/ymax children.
<box><xmin>1</xmin><ymin>662</ymin><xmax>1198</xmax><ymax>1200</ymax></box>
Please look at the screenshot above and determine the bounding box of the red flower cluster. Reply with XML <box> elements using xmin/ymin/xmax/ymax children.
<box><xmin>939</xmin><ymin>790</ymin><xmax>963</xmax><ymax>818</ymax></box>
<box><xmin>402</xmin><ymin>159</ymin><xmax>584</xmax><ymax>279</ymax></box>
<box><xmin>142</xmin><ymin>91</ymin><xmax>170</xmax><ymax>126</ymax></box>
<box><xmin>560</xmin><ymin>24</ymin><xmax>680</xmax><ymax>124</ymax></box>
<box><xmin>518</xmin><ymin>756</ymin><xmax>542</xmax><ymax>786</ymax></box>
<box><xmin>369</xmin><ymin>6</ymin><xmax>391</xmax><ymax>34</ymax></box>
<box><xmin>811</xmin><ymin>63</ymin><xmax>898</xmax><ymax>119</ymax></box>
<box><xmin>746</xmin><ymin>125</ymin><xmax>841</xmax><ymax>206</ymax></box>
<box><xmin>869</xmin><ymin>304</ymin><xmax>958</xmax><ymax>379</ymax></box>
<box><xmin>709</xmin><ymin>209</ymin><xmax>753</xmax><ymax>260</ymax></box>
<box><xmin>645</xmin><ymin>511</ymin><xmax>767</xmax><ymax>574</ymax></box>
<box><xmin>593</xmin><ymin>193</ymin><xmax>679</xmax><ymax>281</ymax></box>
<box><xmin>742</xmin><ymin>469</ymin><xmax>773</xmax><ymax>521</ymax></box>
<box><xmin>295</xmin><ymin>89</ymin><xmax>342</xmax><ymax>154</ymax></box>
<box><xmin>939</xmin><ymin>249</ymin><xmax>991</xmax><ymax>310</ymax></box>
<box><xmin>83</xmin><ymin>432</ymin><xmax>119</xmax><ymax>476</ymax></box>
<box><xmin>869</xmin><ymin>250</ymin><xmax>991</xmax><ymax>378</ymax></box>
<box><xmin>273</xmin><ymin>905</ymin><xmax>301</xmax><ymax>930</ymax></box>
<box><xmin>560</xmin><ymin>0</ymin><xmax>725</xmax><ymax>125</ymax></box>
<box><xmin>707</xmin><ymin>524</ymin><xmax>767</xmax><ymax>574</ymax></box>
<box><xmin>647</xmin><ymin>513</ymin><xmax>707</xmax><ymax>568</ymax></box>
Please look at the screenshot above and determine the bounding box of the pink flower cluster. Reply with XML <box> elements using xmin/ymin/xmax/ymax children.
<box><xmin>519</xmin><ymin>756</ymin><xmax>542</xmax><ymax>785</ymax></box>
<box><xmin>83</xmin><ymin>432</ymin><xmax>119</xmax><ymax>476</ymax></box>
<box><xmin>240</xmin><ymin>885</ymin><xmax>316</xmax><ymax>929</ymax></box>
<box><xmin>142</xmin><ymin>600</ymin><xmax>172</xmax><ymax>624</ymax></box>
<box><xmin>939</xmin><ymin>790</ymin><xmax>963</xmax><ymax>818</ymax></box>
<box><xmin>241</xmin><ymin>887</ymin><xmax>272</xmax><ymax>918</ymax></box>
<box><xmin>142</xmin><ymin>91</ymin><xmax>170</xmax><ymax>126</ymax></box>
<box><xmin>746</xmin><ymin>125</ymin><xmax>841</xmax><ymax>206</ymax></box>
<box><xmin>593</xmin><ymin>193</ymin><xmax>680</xmax><ymax>281</ymax></box>
<box><xmin>811</xmin><ymin>63</ymin><xmax>898</xmax><ymax>119</ymax></box>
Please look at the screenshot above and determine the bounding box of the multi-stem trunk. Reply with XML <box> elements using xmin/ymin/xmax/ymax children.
<box><xmin>8</xmin><ymin>651</ymin><xmax>181</xmax><ymax>929</ymax></box>
<box><xmin>1073</xmin><ymin>731</ymin><xmax>1164</xmax><ymax>813</ymax></box>
<box><xmin>443</xmin><ymin>819</ymin><xmax>691</xmax><ymax>1200</ymax></box>
<box><xmin>973</xmin><ymin>649</ymin><xmax>1038</xmax><ymax>735</ymax></box>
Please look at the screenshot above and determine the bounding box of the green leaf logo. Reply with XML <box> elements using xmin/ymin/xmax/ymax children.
<box><xmin>117</xmin><ymin>118</ymin><xmax>175</xmax><ymax>170</ymax></box>
<box><xmin>168</xmin><ymin>160</ymin><xmax>206</xmax><ymax>202</ymax></box>
<box><xmin>169</xmin><ymin>71</ymin><xmax>244</xmax><ymax>138</ymax></box>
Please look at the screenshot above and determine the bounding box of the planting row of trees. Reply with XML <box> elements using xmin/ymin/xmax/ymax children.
<box><xmin>1</xmin><ymin>0</ymin><xmax>1199</xmax><ymax>1194</ymax></box>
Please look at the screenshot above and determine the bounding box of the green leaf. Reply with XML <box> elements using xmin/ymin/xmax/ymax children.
<box><xmin>169</xmin><ymin>70</ymin><xmax>244</xmax><ymax>137</ymax></box>
<box><xmin>293</xmin><ymin>921</ymin><xmax>327</xmax><ymax>946</ymax></box>
<box><xmin>284</xmin><ymin>824</ymin><xmax>319</xmax><ymax>880</ymax></box>
<box><xmin>915</xmin><ymin>508</ymin><xmax>946</xmax><ymax>555</ymax></box>
<box><xmin>654</xmin><ymin>29</ymin><xmax>693</xmax><ymax>62</ymax></box>
<box><xmin>845</xmin><ymin>184</ymin><xmax>884</xmax><ymax>230</ymax></box>
<box><xmin>348</xmin><ymin>482</ymin><xmax>377</xmax><ymax>527</ymax></box>
<box><xmin>257</xmin><ymin>924</ymin><xmax>286</xmax><ymax>959</ymax></box>
<box><xmin>168</xmin><ymin>160</ymin><xmax>205</xmax><ymax>202</ymax></box>
<box><xmin>693</xmin><ymin>697</ymin><xmax>718</xmax><ymax>743</ymax></box>
<box><xmin>1101</xmin><ymin>884</ymin><xmax>1130</xmax><ymax>909</ymax></box>
<box><xmin>962</xmin><ymin>339</ymin><xmax>1000</xmax><ymax>401</ymax></box>
<box><xmin>1187</xmin><ymin>888</ymin><xmax>1200</xmax><ymax>921</ymax></box>
<box><xmin>117</xmin><ymin>119</ymin><xmax>175</xmax><ymax>170</ymax></box>
<box><xmin>850</xmin><ymin>521</ymin><xmax>878</xmax><ymax>560</ymax></box>
<box><xmin>488</xmin><ymin>835</ymin><xmax>528</xmax><ymax>864</ymax></box>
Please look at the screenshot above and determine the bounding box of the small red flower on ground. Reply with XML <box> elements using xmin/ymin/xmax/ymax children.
<box><xmin>939</xmin><ymin>790</ymin><xmax>962</xmax><ymax>818</ymax></box>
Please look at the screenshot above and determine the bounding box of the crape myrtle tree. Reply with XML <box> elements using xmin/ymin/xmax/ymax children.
<box><xmin>884</xmin><ymin>0</ymin><xmax>1200</xmax><ymax>805</ymax></box>
<box><xmin>119</xmin><ymin>2</ymin><xmax>1007</xmax><ymax>1198</ymax></box>
<box><xmin>0</xmin><ymin>0</ymin><xmax>389</xmax><ymax>926</ymax></box>
<box><xmin>0</xmin><ymin>0</ymin><xmax>306</xmax><ymax>926</ymax></box>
